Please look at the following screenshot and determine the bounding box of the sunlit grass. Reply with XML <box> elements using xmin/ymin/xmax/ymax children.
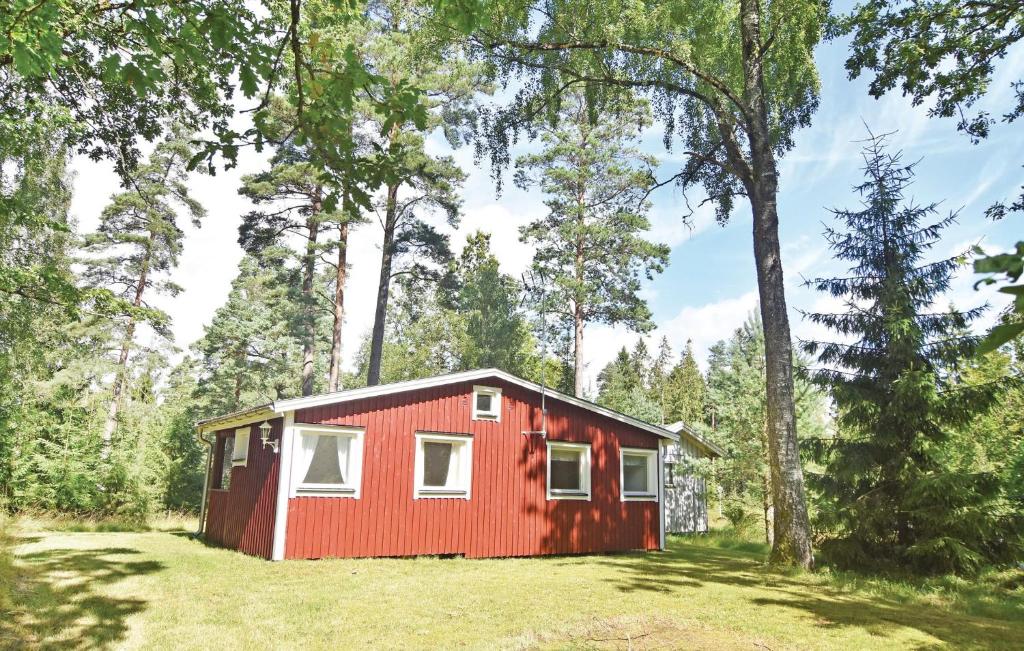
<box><xmin>2</xmin><ymin>519</ymin><xmax>1022</xmax><ymax>650</ymax></box>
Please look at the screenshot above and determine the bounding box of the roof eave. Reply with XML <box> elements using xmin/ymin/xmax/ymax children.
<box><xmin>196</xmin><ymin>368</ymin><xmax>682</xmax><ymax>443</ymax></box>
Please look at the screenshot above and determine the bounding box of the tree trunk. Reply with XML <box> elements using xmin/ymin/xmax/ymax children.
<box><xmin>573</xmin><ymin>305</ymin><xmax>584</xmax><ymax>397</ymax></box>
<box><xmin>101</xmin><ymin>238</ymin><xmax>152</xmax><ymax>458</ymax></box>
<box><xmin>300</xmin><ymin>192</ymin><xmax>322</xmax><ymax>396</ymax></box>
<box><xmin>572</xmin><ymin>196</ymin><xmax>586</xmax><ymax>398</ymax></box>
<box><xmin>367</xmin><ymin>181</ymin><xmax>400</xmax><ymax>386</ymax></box>
<box><xmin>739</xmin><ymin>0</ymin><xmax>813</xmax><ymax>568</ymax></box>
<box><xmin>328</xmin><ymin>217</ymin><xmax>350</xmax><ymax>393</ymax></box>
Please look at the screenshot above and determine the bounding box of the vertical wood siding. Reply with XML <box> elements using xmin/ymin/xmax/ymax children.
<box><xmin>283</xmin><ymin>380</ymin><xmax>660</xmax><ymax>559</ymax></box>
<box><xmin>203</xmin><ymin>418</ymin><xmax>282</xmax><ymax>558</ymax></box>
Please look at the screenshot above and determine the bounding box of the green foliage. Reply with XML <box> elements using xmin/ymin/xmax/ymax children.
<box><xmin>839</xmin><ymin>0</ymin><xmax>1024</xmax><ymax>347</ymax></box>
<box><xmin>705</xmin><ymin>312</ymin><xmax>825</xmax><ymax>540</ymax></box>
<box><xmin>351</xmin><ymin>231</ymin><xmax>557</xmax><ymax>387</ymax></box>
<box><xmin>516</xmin><ymin>90</ymin><xmax>669</xmax><ymax>394</ymax></box>
<box><xmin>447</xmin><ymin>232</ymin><xmax>539</xmax><ymax>377</ymax></box>
<box><xmin>974</xmin><ymin>244</ymin><xmax>1024</xmax><ymax>352</ymax></box>
<box><xmin>81</xmin><ymin>127</ymin><xmax>205</xmax><ymax>338</ymax></box>
<box><xmin>191</xmin><ymin>252</ymin><xmax>310</xmax><ymax>413</ymax></box>
<box><xmin>478</xmin><ymin>0</ymin><xmax>825</xmax><ymax>222</ymax></box>
<box><xmin>0</xmin><ymin>0</ymin><xmax>269</xmax><ymax>177</ymax></box>
<box><xmin>803</xmin><ymin>133</ymin><xmax>1022</xmax><ymax>575</ymax></box>
<box><xmin>666</xmin><ymin>340</ymin><xmax>708</xmax><ymax>425</ymax></box>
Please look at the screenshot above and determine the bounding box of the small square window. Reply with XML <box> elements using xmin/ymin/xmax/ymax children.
<box><xmin>472</xmin><ymin>385</ymin><xmax>501</xmax><ymax>421</ymax></box>
<box><xmin>291</xmin><ymin>425</ymin><xmax>365</xmax><ymax>498</ymax></box>
<box><xmin>415</xmin><ymin>433</ymin><xmax>472</xmax><ymax>499</ymax></box>
<box><xmin>546</xmin><ymin>441</ymin><xmax>591</xmax><ymax>500</ymax></box>
<box><xmin>620</xmin><ymin>448</ymin><xmax>658</xmax><ymax>501</ymax></box>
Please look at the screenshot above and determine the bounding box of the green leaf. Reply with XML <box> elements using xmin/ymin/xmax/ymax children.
<box><xmin>977</xmin><ymin>322</ymin><xmax>1024</xmax><ymax>354</ymax></box>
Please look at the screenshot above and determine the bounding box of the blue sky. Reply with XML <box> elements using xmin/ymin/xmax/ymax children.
<box><xmin>69</xmin><ymin>28</ymin><xmax>1024</xmax><ymax>392</ymax></box>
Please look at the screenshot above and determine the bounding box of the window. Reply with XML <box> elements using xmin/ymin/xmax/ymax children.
<box><xmin>415</xmin><ymin>433</ymin><xmax>472</xmax><ymax>499</ymax></box>
<box><xmin>546</xmin><ymin>441</ymin><xmax>591</xmax><ymax>500</ymax></box>
<box><xmin>232</xmin><ymin>427</ymin><xmax>250</xmax><ymax>467</ymax></box>
<box><xmin>291</xmin><ymin>425</ymin><xmax>364</xmax><ymax>498</ymax></box>
<box><xmin>217</xmin><ymin>434</ymin><xmax>234</xmax><ymax>489</ymax></box>
<box><xmin>620</xmin><ymin>448</ymin><xmax>658</xmax><ymax>501</ymax></box>
<box><xmin>472</xmin><ymin>385</ymin><xmax>502</xmax><ymax>421</ymax></box>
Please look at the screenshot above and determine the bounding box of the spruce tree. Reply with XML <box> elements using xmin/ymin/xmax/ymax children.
<box><xmin>803</xmin><ymin>133</ymin><xmax>1021</xmax><ymax>574</ymax></box>
<box><xmin>666</xmin><ymin>339</ymin><xmax>708</xmax><ymax>425</ymax></box>
<box><xmin>515</xmin><ymin>90</ymin><xmax>669</xmax><ymax>397</ymax></box>
<box><xmin>449</xmin><ymin>232</ymin><xmax>537</xmax><ymax>377</ymax></box>
<box><xmin>192</xmin><ymin>252</ymin><xmax>307</xmax><ymax>414</ymax></box>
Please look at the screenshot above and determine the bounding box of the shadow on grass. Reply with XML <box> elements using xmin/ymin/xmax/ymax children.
<box><xmin>2</xmin><ymin>538</ymin><xmax>165</xmax><ymax>650</ymax></box>
<box><xmin>570</xmin><ymin>539</ymin><xmax>1023</xmax><ymax>648</ymax></box>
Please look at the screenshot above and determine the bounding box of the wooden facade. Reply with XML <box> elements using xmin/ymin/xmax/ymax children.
<box><xmin>204</xmin><ymin>418</ymin><xmax>283</xmax><ymax>559</ymax></box>
<box><xmin>198</xmin><ymin>371</ymin><xmax>710</xmax><ymax>560</ymax></box>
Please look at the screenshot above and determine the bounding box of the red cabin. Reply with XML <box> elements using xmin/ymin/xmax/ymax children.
<box><xmin>196</xmin><ymin>369</ymin><xmax>719</xmax><ymax>560</ymax></box>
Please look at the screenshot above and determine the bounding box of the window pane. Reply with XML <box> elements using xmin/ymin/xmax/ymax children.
<box><xmin>302</xmin><ymin>435</ymin><xmax>346</xmax><ymax>485</ymax></box>
<box><xmin>423</xmin><ymin>441</ymin><xmax>454</xmax><ymax>487</ymax></box>
<box><xmin>476</xmin><ymin>392</ymin><xmax>493</xmax><ymax>413</ymax></box>
<box><xmin>550</xmin><ymin>449</ymin><xmax>581</xmax><ymax>491</ymax></box>
<box><xmin>623</xmin><ymin>454</ymin><xmax>649</xmax><ymax>492</ymax></box>
<box><xmin>220</xmin><ymin>435</ymin><xmax>234</xmax><ymax>489</ymax></box>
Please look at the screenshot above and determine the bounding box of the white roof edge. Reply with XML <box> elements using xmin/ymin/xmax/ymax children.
<box><xmin>664</xmin><ymin>421</ymin><xmax>725</xmax><ymax>458</ymax></box>
<box><xmin>196</xmin><ymin>368</ymin><xmax>680</xmax><ymax>442</ymax></box>
<box><xmin>196</xmin><ymin>404</ymin><xmax>275</xmax><ymax>433</ymax></box>
<box><xmin>273</xmin><ymin>368</ymin><xmax>680</xmax><ymax>442</ymax></box>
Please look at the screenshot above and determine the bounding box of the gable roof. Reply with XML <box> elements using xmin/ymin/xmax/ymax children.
<box><xmin>197</xmin><ymin>368</ymin><xmax>720</xmax><ymax>455</ymax></box>
<box><xmin>664</xmin><ymin>421</ymin><xmax>724</xmax><ymax>458</ymax></box>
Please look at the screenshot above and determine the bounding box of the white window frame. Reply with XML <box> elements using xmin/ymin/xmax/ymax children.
<box><xmin>290</xmin><ymin>424</ymin><xmax>365</xmax><ymax>498</ymax></box>
<box><xmin>620</xmin><ymin>447</ymin><xmax>659</xmax><ymax>502</ymax></box>
<box><xmin>414</xmin><ymin>432</ymin><xmax>473</xmax><ymax>499</ymax></box>
<box><xmin>471</xmin><ymin>385</ymin><xmax>502</xmax><ymax>421</ymax></box>
<box><xmin>231</xmin><ymin>428</ymin><xmax>250</xmax><ymax>467</ymax></box>
<box><xmin>546</xmin><ymin>441</ymin><xmax>592</xmax><ymax>501</ymax></box>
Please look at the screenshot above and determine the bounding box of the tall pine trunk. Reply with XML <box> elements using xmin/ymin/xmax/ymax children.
<box><xmin>739</xmin><ymin>0</ymin><xmax>813</xmax><ymax>568</ymax></box>
<box><xmin>101</xmin><ymin>236</ymin><xmax>152</xmax><ymax>458</ymax></box>
<box><xmin>573</xmin><ymin>305</ymin><xmax>584</xmax><ymax>397</ymax></box>
<box><xmin>571</xmin><ymin>196</ymin><xmax>586</xmax><ymax>397</ymax></box>
<box><xmin>367</xmin><ymin>180</ymin><xmax>400</xmax><ymax>386</ymax></box>
<box><xmin>328</xmin><ymin>218</ymin><xmax>350</xmax><ymax>392</ymax></box>
<box><xmin>300</xmin><ymin>192</ymin><xmax>321</xmax><ymax>396</ymax></box>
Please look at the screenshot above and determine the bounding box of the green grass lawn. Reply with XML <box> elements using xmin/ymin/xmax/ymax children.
<box><xmin>2</xmin><ymin>519</ymin><xmax>1023</xmax><ymax>650</ymax></box>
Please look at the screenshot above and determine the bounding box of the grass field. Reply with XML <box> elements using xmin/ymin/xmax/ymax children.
<box><xmin>2</xmin><ymin>519</ymin><xmax>1022</xmax><ymax>650</ymax></box>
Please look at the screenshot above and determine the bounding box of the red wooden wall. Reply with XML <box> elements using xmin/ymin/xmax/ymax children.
<box><xmin>204</xmin><ymin>418</ymin><xmax>282</xmax><ymax>559</ymax></box>
<box><xmin>283</xmin><ymin>379</ymin><xmax>660</xmax><ymax>559</ymax></box>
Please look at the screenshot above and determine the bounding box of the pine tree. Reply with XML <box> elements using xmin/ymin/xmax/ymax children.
<box><xmin>238</xmin><ymin>97</ymin><xmax>339</xmax><ymax>397</ymax></box>
<box><xmin>81</xmin><ymin>127</ymin><xmax>205</xmax><ymax>455</ymax></box>
<box><xmin>803</xmin><ymin>133</ymin><xmax>1021</xmax><ymax>574</ymax></box>
<box><xmin>515</xmin><ymin>91</ymin><xmax>670</xmax><ymax>397</ymax></box>
<box><xmin>666</xmin><ymin>339</ymin><xmax>707</xmax><ymax>425</ymax></box>
<box><xmin>363</xmin><ymin>0</ymin><xmax>487</xmax><ymax>386</ymax></box>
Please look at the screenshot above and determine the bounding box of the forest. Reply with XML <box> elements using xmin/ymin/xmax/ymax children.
<box><xmin>1</xmin><ymin>0</ymin><xmax>1023</xmax><ymax>584</ymax></box>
